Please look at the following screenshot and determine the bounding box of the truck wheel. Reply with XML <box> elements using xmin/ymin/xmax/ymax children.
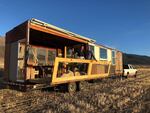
<box><xmin>134</xmin><ymin>72</ymin><xmax>137</xmax><ymax>78</ymax></box>
<box><xmin>67</xmin><ymin>82</ymin><xmax>77</xmax><ymax>93</ymax></box>
<box><xmin>126</xmin><ymin>72</ymin><xmax>129</xmax><ymax>78</ymax></box>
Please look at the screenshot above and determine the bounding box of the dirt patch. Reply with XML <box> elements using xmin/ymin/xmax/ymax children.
<box><xmin>0</xmin><ymin>70</ymin><xmax>150</xmax><ymax>113</ymax></box>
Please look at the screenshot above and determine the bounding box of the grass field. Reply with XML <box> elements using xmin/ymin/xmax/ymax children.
<box><xmin>0</xmin><ymin>69</ymin><xmax>149</xmax><ymax>113</ymax></box>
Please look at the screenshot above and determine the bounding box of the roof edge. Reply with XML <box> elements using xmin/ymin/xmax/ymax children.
<box><xmin>30</xmin><ymin>18</ymin><xmax>96</xmax><ymax>43</ymax></box>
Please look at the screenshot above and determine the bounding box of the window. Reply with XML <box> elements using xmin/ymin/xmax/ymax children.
<box><xmin>100</xmin><ymin>48</ymin><xmax>107</xmax><ymax>59</ymax></box>
<box><xmin>37</xmin><ymin>48</ymin><xmax>46</xmax><ymax>65</ymax></box>
<box><xmin>28</xmin><ymin>47</ymin><xmax>35</xmax><ymax>63</ymax></box>
<box><xmin>129</xmin><ymin>65</ymin><xmax>134</xmax><ymax>69</ymax></box>
<box><xmin>48</xmin><ymin>50</ymin><xmax>56</xmax><ymax>65</ymax></box>
<box><xmin>112</xmin><ymin>50</ymin><xmax>116</xmax><ymax>65</ymax></box>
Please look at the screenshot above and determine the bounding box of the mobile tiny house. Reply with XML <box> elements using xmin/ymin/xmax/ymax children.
<box><xmin>4</xmin><ymin>19</ymin><xmax>123</xmax><ymax>91</ymax></box>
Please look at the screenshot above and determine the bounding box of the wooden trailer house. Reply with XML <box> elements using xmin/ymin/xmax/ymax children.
<box><xmin>4</xmin><ymin>18</ymin><xmax>123</xmax><ymax>92</ymax></box>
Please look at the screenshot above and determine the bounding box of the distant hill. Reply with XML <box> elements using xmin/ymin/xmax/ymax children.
<box><xmin>123</xmin><ymin>53</ymin><xmax>150</xmax><ymax>65</ymax></box>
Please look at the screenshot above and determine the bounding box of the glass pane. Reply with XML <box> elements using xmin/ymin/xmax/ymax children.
<box><xmin>112</xmin><ymin>58</ymin><xmax>115</xmax><ymax>65</ymax></box>
<box><xmin>112</xmin><ymin>51</ymin><xmax>115</xmax><ymax>58</ymax></box>
<box><xmin>100</xmin><ymin>48</ymin><xmax>107</xmax><ymax>59</ymax></box>
<box><xmin>112</xmin><ymin>51</ymin><xmax>116</xmax><ymax>64</ymax></box>
<box><xmin>28</xmin><ymin>48</ymin><xmax>35</xmax><ymax>63</ymax></box>
<box><xmin>37</xmin><ymin>48</ymin><xmax>46</xmax><ymax>65</ymax></box>
<box><xmin>48</xmin><ymin>50</ymin><xmax>56</xmax><ymax>65</ymax></box>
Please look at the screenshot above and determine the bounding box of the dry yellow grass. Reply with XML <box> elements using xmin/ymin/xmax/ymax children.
<box><xmin>0</xmin><ymin>69</ymin><xmax>149</xmax><ymax>113</ymax></box>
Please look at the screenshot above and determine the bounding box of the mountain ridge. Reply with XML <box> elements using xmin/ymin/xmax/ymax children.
<box><xmin>123</xmin><ymin>53</ymin><xmax>150</xmax><ymax>65</ymax></box>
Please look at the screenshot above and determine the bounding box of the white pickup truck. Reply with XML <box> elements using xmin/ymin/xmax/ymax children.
<box><xmin>123</xmin><ymin>64</ymin><xmax>137</xmax><ymax>78</ymax></box>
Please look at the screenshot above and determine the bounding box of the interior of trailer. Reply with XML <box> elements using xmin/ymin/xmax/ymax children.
<box><xmin>26</xmin><ymin>28</ymin><xmax>95</xmax><ymax>83</ymax></box>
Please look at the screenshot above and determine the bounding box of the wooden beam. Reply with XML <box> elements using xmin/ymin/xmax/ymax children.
<box><xmin>64</xmin><ymin>46</ymin><xmax>67</xmax><ymax>58</ymax></box>
<box><xmin>51</xmin><ymin>73</ymin><xmax>108</xmax><ymax>85</ymax></box>
<box><xmin>51</xmin><ymin>57</ymin><xmax>110</xmax><ymax>85</ymax></box>
<box><xmin>53</xmin><ymin>57</ymin><xmax>109</xmax><ymax>64</ymax></box>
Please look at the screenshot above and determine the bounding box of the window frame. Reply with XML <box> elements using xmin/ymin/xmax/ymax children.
<box><xmin>100</xmin><ymin>48</ymin><xmax>108</xmax><ymax>60</ymax></box>
<box><xmin>112</xmin><ymin>50</ymin><xmax>116</xmax><ymax>65</ymax></box>
<box><xmin>47</xmin><ymin>49</ymin><xmax>57</xmax><ymax>65</ymax></box>
<box><xmin>36</xmin><ymin>47</ymin><xmax>47</xmax><ymax>65</ymax></box>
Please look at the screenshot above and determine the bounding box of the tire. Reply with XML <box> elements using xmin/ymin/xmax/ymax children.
<box><xmin>88</xmin><ymin>80</ymin><xmax>94</xmax><ymax>83</ymax></box>
<box><xmin>77</xmin><ymin>81</ymin><xmax>86</xmax><ymax>91</ymax></box>
<box><xmin>67</xmin><ymin>82</ymin><xmax>77</xmax><ymax>93</ymax></box>
<box><xmin>126</xmin><ymin>72</ymin><xmax>129</xmax><ymax>78</ymax></box>
<box><xmin>134</xmin><ymin>71</ymin><xmax>137</xmax><ymax>78</ymax></box>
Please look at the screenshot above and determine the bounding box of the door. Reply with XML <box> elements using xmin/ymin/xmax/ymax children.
<box><xmin>9</xmin><ymin>42</ymin><xmax>18</xmax><ymax>81</ymax></box>
<box><xmin>17</xmin><ymin>42</ymin><xmax>25</xmax><ymax>81</ymax></box>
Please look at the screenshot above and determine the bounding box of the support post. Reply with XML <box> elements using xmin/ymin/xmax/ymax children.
<box><xmin>64</xmin><ymin>46</ymin><xmax>67</xmax><ymax>58</ymax></box>
<box><xmin>24</xmin><ymin>21</ymin><xmax>30</xmax><ymax>81</ymax></box>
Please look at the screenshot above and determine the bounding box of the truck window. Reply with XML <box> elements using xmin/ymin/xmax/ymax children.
<box><xmin>132</xmin><ymin>66</ymin><xmax>134</xmax><ymax>69</ymax></box>
<box><xmin>129</xmin><ymin>65</ymin><xmax>134</xmax><ymax>69</ymax></box>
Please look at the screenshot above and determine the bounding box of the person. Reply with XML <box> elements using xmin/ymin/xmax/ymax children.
<box><xmin>75</xmin><ymin>45</ymin><xmax>87</xmax><ymax>73</ymax></box>
<box><xmin>68</xmin><ymin>47</ymin><xmax>77</xmax><ymax>58</ymax></box>
<box><xmin>86</xmin><ymin>46</ymin><xmax>97</xmax><ymax>60</ymax></box>
<box><xmin>77</xmin><ymin>45</ymin><xmax>86</xmax><ymax>59</ymax></box>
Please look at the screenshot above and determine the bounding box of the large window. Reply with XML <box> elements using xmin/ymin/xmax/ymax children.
<box><xmin>48</xmin><ymin>50</ymin><xmax>56</xmax><ymax>65</ymax></box>
<box><xmin>100</xmin><ymin>48</ymin><xmax>107</xmax><ymax>59</ymax></box>
<box><xmin>112</xmin><ymin>50</ymin><xmax>116</xmax><ymax>65</ymax></box>
<box><xmin>28</xmin><ymin>47</ymin><xmax>35</xmax><ymax>63</ymax></box>
<box><xmin>37</xmin><ymin>48</ymin><xmax>46</xmax><ymax>65</ymax></box>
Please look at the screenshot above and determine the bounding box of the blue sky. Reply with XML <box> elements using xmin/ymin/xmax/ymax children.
<box><xmin>0</xmin><ymin>0</ymin><xmax>150</xmax><ymax>56</ymax></box>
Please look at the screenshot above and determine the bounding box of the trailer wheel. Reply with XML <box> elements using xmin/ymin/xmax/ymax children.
<box><xmin>78</xmin><ymin>81</ymin><xmax>86</xmax><ymax>91</ymax></box>
<box><xmin>88</xmin><ymin>80</ymin><xmax>94</xmax><ymax>83</ymax></box>
<box><xmin>67</xmin><ymin>82</ymin><xmax>77</xmax><ymax>93</ymax></box>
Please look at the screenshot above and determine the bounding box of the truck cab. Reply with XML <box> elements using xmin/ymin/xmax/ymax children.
<box><xmin>123</xmin><ymin>64</ymin><xmax>137</xmax><ymax>77</ymax></box>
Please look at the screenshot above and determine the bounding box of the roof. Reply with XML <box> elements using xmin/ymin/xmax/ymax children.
<box><xmin>95</xmin><ymin>43</ymin><xmax>121</xmax><ymax>52</ymax></box>
<box><xmin>30</xmin><ymin>18</ymin><xmax>96</xmax><ymax>43</ymax></box>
